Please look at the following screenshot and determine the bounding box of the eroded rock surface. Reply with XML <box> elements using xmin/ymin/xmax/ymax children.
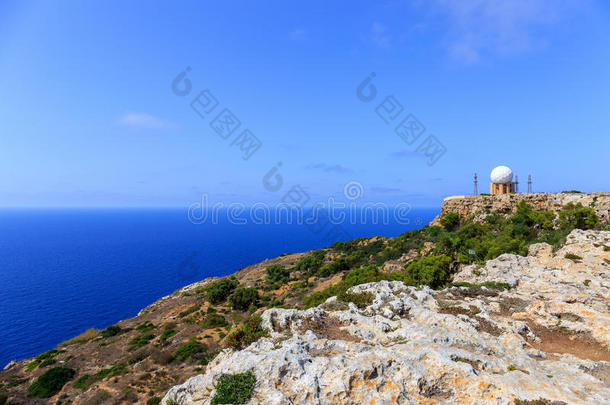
<box><xmin>163</xmin><ymin>230</ymin><xmax>610</xmax><ymax>404</ymax></box>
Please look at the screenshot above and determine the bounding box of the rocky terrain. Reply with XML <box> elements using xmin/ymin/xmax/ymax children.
<box><xmin>1</xmin><ymin>197</ymin><xmax>607</xmax><ymax>404</ymax></box>
<box><xmin>436</xmin><ymin>192</ymin><xmax>610</xmax><ymax>224</ymax></box>
<box><xmin>164</xmin><ymin>230</ymin><xmax>610</xmax><ymax>404</ymax></box>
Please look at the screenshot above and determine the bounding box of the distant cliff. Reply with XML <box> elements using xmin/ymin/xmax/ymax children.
<box><xmin>436</xmin><ymin>192</ymin><xmax>610</xmax><ymax>224</ymax></box>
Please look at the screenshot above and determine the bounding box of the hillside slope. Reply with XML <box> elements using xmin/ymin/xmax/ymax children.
<box><xmin>164</xmin><ymin>230</ymin><xmax>610</xmax><ymax>404</ymax></box>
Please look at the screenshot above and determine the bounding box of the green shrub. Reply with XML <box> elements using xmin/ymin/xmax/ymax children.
<box><xmin>338</xmin><ymin>291</ymin><xmax>374</xmax><ymax>308</ymax></box>
<box><xmin>136</xmin><ymin>321</ymin><xmax>155</xmax><ymax>332</ymax></box>
<box><xmin>565</xmin><ymin>253</ymin><xmax>582</xmax><ymax>261</ymax></box>
<box><xmin>265</xmin><ymin>264</ymin><xmax>291</xmax><ymax>289</ymax></box>
<box><xmin>26</xmin><ymin>349</ymin><xmax>63</xmax><ymax>370</ymax></box>
<box><xmin>159</xmin><ymin>327</ymin><xmax>178</xmax><ymax>345</ymax></box>
<box><xmin>100</xmin><ymin>324</ymin><xmax>124</xmax><ymax>337</ymax></box>
<box><xmin>558</xmin><ymin>202</ymin><xmax>599</xmax><ymax>230</ymax></box>
<box><xmin>200</xmin><ymin>313</ymin><xmax>228</xmax><ymax>329</ymax></box>
<box><xmin>404</xmin><ymin>255</ymin><xmax>452</xmax><ymax>289</ymax></box>
<box><xmin>229</xmin><ymin>288</ymin><xmax>259</xmax><ymax>311</ymax></box>
<box><xmin>304</xmin><ymin>264</ymin><xmax>383</xmax><ymax>308</ymax></box>
<box><xmin>440</xmin><ymin>212</ymin><xmax>460</xmax><ymax>231</ymax></box>
<box><xmin>146</xmin><ymin>397</ymin><xmax>161</xmax><ymax>405</ymax></box>
<box><xmin>178</xmin><ymin>305</ymin><xmax>200</xmax><ymax>318</ymax></box>
<box><xmin>73</xmin><ymin>374</ymin><xmax>92</xmax><ymax>389</ymax></box>
<box><xmin>173</xmin><ymin>341</ymin><xmax>207</xmax><ymax>361</ymax></box>
<box><xmin>205</xmin><ymin>278</ymin><xmax>239</xmax><ymax>304</ymax></box>
<box><xmin>128</xmin><ymin>334</ymin><xmax>155</xmax><ymax>349</ymax></box>
<box><xmin>293</xmin><ymin>252</ymin><xmax>324</xmax><ymax>275</ymax></box>
<box><xmin>211</xmin><ymin>371</ymin><xmax>256</xmax><ymax>405</ymax></box>
<box><xmin>28</xmin><ymin>367</ymin><xmax>75</xmax><ymax>398</ymax></box>
<box><xmin>226</xmin><ymin>315</ymin><xmax>268</xmax><ymax>350</ymax></box>
<box><xmin>95</xmin><ymin>363</ymin><xmax>128</xmax><ymax>379</ymax></box>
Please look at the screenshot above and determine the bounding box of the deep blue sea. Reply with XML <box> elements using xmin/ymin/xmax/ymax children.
<box><xmin>0</xmin><ymin>207</ymin><xmax>438</xmax><ymax>366</ymax></box>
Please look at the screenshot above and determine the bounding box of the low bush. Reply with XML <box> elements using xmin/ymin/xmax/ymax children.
<box><xmin>73</xmin><ymin>374</ymin><xmax>93</xmax><ymax>389</ymax></box>
<box><xmin>135</xmin><ymin>321</ymin><xmax>155</xmax><ymax>332</ymax></box>
<box><xmin>26</xmin><ymin>349</ymin><xmax>63</xmax><ymax>370</ymax></box>
<box><xmin>265</xmin><ymin>264</ymin><xmax>290</xmax><ymax>289</ymax></box>
<box><xmin>403</xmin><ymin>255</ymin><xmax>452</xmax><ymax>289</ymax></box>
<box><xmin>95</xmin><ymin>363</ymin><xmax>128</xmax><ymax>379</ymax></box>
<box><xmin>229</xmin><ymin>288</ymin><xmax>259</xmax><ymax>311</ymax></box>
<box><xmin>200</xmin><ymin>313</ymin><xmax>228</xmax><ymax>329</ymax></box>
<box><xmin>211</xmin><ymin>371</ymin><xmax>256</xmax><ymax>405</ymax></box>
<box><xmin>146</xmin><ymin>397</ymin><xmax>161</xmax><ymax>405</ymax></box>
<box><xmin>558</xmin><ymin>202</ymin><xmax>599</xmax><ymax>230</ymax></box>
<box><xmin>100</xmin><ymin>324</ymin><xmax>124</xmax><ymax>338</ymax></box>
<box><xmin>226</xmin><ymin>315</ymin><xmax>268</xmax><ymax>350</ymax></box>
<box><xmin>28</xmin><ymin>367</ymin><xmax>75</xmax><ymax>398</ymax></box>
<box><xmin>338</xmin><ymin>291</ymin><xmax>374</xmax><ymax>308</ymax></box>
<box><xmin>304</xmin><ymin>264</ymin><xmax>383</xmax><ymax>308</ymax></box>
<box><xmin>173</xmin><ymin>341</ymin><xmax>214</xmax><ymax>364</ymax></box>
<box><xmin>128</xmin><ymin>334</ymin><xmax>155</xmax><ymax>350</ymax></box>
<box><xmin>564</xmin><ymin>253</ymin><xmax>583</xmax><ymax>261</ymax></box>
<box><xmin>440</xmin><ymin>212</ymin><xmax>460</xmax><ymax>231</ymax></box>
<box><xmin>178</xmin><ymin>305</ymin><xmax>200</xmax><ymax>318</ymax></box>
<box><xmin>205</xmin><ymin>278</ymin><xmax>239</xmax><ymax>304</ymax></box>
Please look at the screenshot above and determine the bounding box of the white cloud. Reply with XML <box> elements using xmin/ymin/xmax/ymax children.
<box><xmin>289</xmin><ymin>28</ymin><xmax>307</xmax><ymax>41</ymax></box>
<box><xmin>117</xmin><ymin>113</ymin><xmax>176</xmax><ymax>130</ymax></box>
<box><xmin>370</xmin><ymin>22</ymin><xmax>391</xmax><ymax>48</ymax></box>
<box><xmin>429</xmin><ymin>0</ymin><xmax>584</xmax><ymax>64</ymax></box>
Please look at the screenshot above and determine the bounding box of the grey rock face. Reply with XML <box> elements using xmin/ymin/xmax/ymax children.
<box><xmin>164</xmin><ymin>230</ymin><xmax>610</xmax><ymax>404</ymax></box>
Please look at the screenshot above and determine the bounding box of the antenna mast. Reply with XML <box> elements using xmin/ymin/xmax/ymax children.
<box><xmin>515</xmin><ymin>175</ymin><xmax>519</xmax><ymax>193</ymax></box>
<box><xmin>527</xmin><ymin>174</ymin><xmax>532</xmax><ymax>193</ymax></box>
<box><xmin>473</xmin><ymin>173</ymin><xmax>478</xmax><ymax>195</ymax></box>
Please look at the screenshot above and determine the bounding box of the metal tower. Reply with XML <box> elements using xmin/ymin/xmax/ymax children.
<box><xmin>527</xmin><ymin>174</ymin><xmax>532</xmax><ymax>193</ymax></box>
<box><xmin>515</xmin><ymin>175</ymin><xmax>519</xmax><ymax>193</ymax></box>
<box><xmin>473</xmin><ymin>173</ymin><xmax>478</xmax><ymax>195</ymax></box>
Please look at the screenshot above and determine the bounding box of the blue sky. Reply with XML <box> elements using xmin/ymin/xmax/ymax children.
<box><xmin>1</xmin><ymin>0</ymin><xmax>609</xmax><ymax>207</ymax></box>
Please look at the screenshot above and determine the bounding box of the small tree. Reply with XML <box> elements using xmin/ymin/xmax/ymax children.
<box><xmin>558</xmin><ymin>203</ymin><xmax>599</xmax><ymax>230</ymax></box>
<box><xmin>440</xmin><ymin>212</ymin><xmax>460</xmax><ymax>231</ymax></box>
<box><xmin>205</xmin><ymin>278</ymin><xmax>239</xmax><ymax>304</ymax></box>
<box><xmin>211</xmin><ymin>371</ymin><xmax>256</xmax><ymax>405</ymax></box>
<box><xmin>404</xmin><ymin>254</ymin><xmax>452</xmax><ymax>289</ymax></box>
<box><xmin>229</xmin><ymin>288</ymin><xmax>259</xmax><ymax>311</ymax></box>
<box><xmin>265</xmin><ymin>264</ymin><xmax>290</xmax><ymax>289</ymax></box>
<box><xmin>28</xmin><ymin>367</ymin><xmax>76</xmax><ymax>398</ymax></box>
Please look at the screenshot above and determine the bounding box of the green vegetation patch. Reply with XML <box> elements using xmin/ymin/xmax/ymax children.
<box><xmin>28</xmin><ymin>367</ymin><xmax>75</xmax><ymax>398</ymax></box>
<box><xmin>226</xmin><ymin>315</ymin><xmax>268</xmax><ymax>350</ymax></box>
<box><xmin>453</xmin><ymin>281</ymin><xmax>511</xmax><ymax>290</ymax></box>
<box><xmin>178</xmin><ymin>305</ymin><xmax>200</xmax><ymax>318</ymax></box>
<box><xmin>265</xmin><ymin>264</ymin><xmax>291</xmax><ymax>290</ymax></box>
<box><xmin>200</xmin><ymin>313</ymin><xmax>228</xmax><ymax>329</ymax></box>
<box><xmin>229</xmin><ymin>288</ymin><xmax>259</xmax><ymax>311</ymax></box>
<box><xmin>135</xmin><ymin>321</ymin><xmax>156</xmax><ymax>332</ymax></box>
<box><xmin>128</xmin><ymin>334</ymin><xmax>155</xmax><ymax>350</ymax></box>
<box><xmin>304</xmin><ymin>264</ymin><xmax>383</xmax><ymax>308</ymax></box>
<box><xmin>26</xmin><ymin>349</ymin><xmax>65</xmax><ymax>370</ymax></box>
<box><xmin>211</xmin><ymin>371</ymin><xmax>256</xmax><ymax>405</ymax></box>
<box><xmin>564</xmin><ymin>253</ymin><xmax>583</xmax><ymax>261</ymax></box>
<box><xmin>204</xmin><ymin>277</ymin><xmax>239</xmax><ymax>304</ymax></box>
<box><xmin>338</xmin><ymin>291</ymin><xmax>374</xmax><ymax>309</ymax></box>
<box><xmin>100</xmin><ymin>324</ymin><xmax>126</xmax><ymax>338</ymax></box>
<box><xmin>173</xmin><ymin>342</ymin><xmax>216</xmax><ymax>365</ymax></box>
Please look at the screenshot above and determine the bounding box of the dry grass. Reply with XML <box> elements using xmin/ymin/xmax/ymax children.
<box><xmin>60</xmin><ymin>328</ymin><xmax>100</xmax><ymax>346</ymax></box>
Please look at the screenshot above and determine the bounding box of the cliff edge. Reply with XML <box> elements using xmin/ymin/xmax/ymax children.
<box><xmin>164</xmin><ymin>230</ymin><xmax>610</xmax><ymax>404</ymax></box>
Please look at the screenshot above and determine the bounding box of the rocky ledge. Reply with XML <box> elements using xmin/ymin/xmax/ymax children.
<box><xmin>163</xmin><ymin>230</ymin><xmax>610</xmax><ymax>404</ymax></box>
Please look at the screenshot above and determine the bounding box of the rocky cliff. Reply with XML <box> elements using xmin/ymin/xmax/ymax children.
<box><xmin>164</xmin><ymin>230</ymin><xmax>610</xmax><ymax>404</ymax></box>
<box><xmin>435</xmin><ymin>192</ymin><xmax>610</xmax><ymax>224</ymax></box>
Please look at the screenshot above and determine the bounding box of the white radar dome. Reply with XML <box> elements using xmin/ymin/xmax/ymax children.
<box><xmin>490</xmin><ymin>166</ymin><xmax>513</xmax><ymax>183</ymax></box>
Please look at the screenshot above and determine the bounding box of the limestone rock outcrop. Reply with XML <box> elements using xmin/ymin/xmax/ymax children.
<box><xmin>434</xmin><ymin>192</ymin><xmax>609</xmax><ymax>225</ymax></box>
<box><xmin>163</xmin><ymin>230</ymin><xmax>610</xmax><ymax>404</ymax></box>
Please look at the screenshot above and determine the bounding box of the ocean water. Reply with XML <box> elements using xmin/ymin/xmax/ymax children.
<box><xmin>0</xmin><ymin>207</ymin><xmax>438</xmax><ymax>366</ymax></box>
